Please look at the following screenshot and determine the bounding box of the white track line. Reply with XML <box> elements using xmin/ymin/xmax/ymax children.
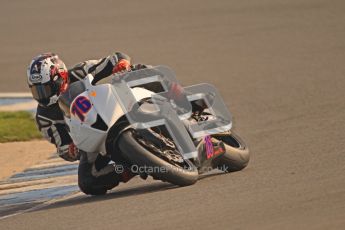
<box><xmin>0</xmin><ymin>93</ymin><xmax>32</xmax><ymax>98</ymax></box>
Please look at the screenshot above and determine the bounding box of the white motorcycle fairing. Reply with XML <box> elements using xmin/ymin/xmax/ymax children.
<box><xmin>63</xmin><ymin>74</ymin><xmax>154</xmax><ymax>155</ymax></box>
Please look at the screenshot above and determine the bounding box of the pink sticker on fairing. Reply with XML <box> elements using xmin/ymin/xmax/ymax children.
<box><xmin>204</xmin><ymin>135</ymin><xmax>214</xmax><ymax>159</ymax></box>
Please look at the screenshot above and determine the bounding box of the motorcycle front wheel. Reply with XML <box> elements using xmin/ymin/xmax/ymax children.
<box><xmin>118</xmin><ymin>129</ymin><xmax>199</xmax><ymax>186</ymax></box>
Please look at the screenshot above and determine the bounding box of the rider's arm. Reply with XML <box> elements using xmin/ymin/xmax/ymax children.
<box><xmin>35</xmin><ymin>105</ymin><xmax>78</xmax><ymax>162</ymax></box>
<box><xmin>69</xmin><ymin>52</ymin><xmax>131</xmax><ymax>84</ymax></box>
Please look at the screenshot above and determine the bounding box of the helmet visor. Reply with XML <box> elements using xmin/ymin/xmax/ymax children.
<box><xmin>30</xmin><ymin>83</ymin><xmax>55</xmax><ymax>102</ymax></box>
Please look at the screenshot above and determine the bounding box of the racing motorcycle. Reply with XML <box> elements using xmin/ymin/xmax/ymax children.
<box><xmin>58</xmin><ymin>66</ymin><xmax>249</xmax><ymax>187</ymax></box>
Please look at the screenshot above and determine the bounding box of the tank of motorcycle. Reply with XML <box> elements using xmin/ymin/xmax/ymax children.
<box><xmin>63</xmin><ymin>74</ymin><xmax>155</xmax><ymax>154</ymax></box>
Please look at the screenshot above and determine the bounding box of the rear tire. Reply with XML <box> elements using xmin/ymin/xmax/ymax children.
<box><xmin>118</xmin><ymin>130</ymin><xmax>199</xmax><ymax>186</ymax></box>
<box><xmin>213</xmin><ymin>131</ymin><xmax>250</xmax><ymax>172</ymax></box>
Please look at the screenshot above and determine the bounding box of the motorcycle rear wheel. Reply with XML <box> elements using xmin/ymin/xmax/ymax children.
<box><xmin>213</xmin><ymin>131</ymin><xmax>250</xmax><ymax>172</ymax></box>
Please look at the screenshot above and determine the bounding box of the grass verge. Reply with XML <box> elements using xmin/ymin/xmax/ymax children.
<box><xmin>0</xmin><ymin>111</ymin><xmax>42</xmax><ymax>143</ymax></box>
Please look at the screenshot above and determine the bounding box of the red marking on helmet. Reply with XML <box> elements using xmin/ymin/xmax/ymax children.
<box><xmin>50</xmin><ymin>66</ymin><xmax>58</xmax><ymax>77</ymax></box>
<box><xmin>59</xmin><ymin>70</ymin><xmax>69</xmax><ymax>93</ymax></box>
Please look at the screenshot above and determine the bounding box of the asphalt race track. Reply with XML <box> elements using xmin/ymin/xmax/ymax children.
<box><xmin>1</xmin><ymin>0</ymin><xmax>345</xmax><ymax>229</ymax></box>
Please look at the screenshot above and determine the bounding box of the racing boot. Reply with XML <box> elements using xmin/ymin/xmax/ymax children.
<box><xmin>78</xmin><ymin>151</ymin><xmax>135</xmax><ymax>195</ymax></box>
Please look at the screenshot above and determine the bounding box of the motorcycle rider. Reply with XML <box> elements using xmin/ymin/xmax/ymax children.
<box><xmin>27</xmin><ymin>52</ymin><xmax>142</xmax><ymax>195</ymax></box>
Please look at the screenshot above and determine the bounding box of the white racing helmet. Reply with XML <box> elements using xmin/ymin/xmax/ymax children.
<box><xmin>27</xmin><ymin>53</ymin><xmax>68</xmax><ymax>106</ymax></box>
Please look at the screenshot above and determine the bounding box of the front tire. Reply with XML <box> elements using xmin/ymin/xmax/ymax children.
<box><xmin>118</xmin><ymin>130</ymin><xmax>199</xmax><ymax>186</ymax></box>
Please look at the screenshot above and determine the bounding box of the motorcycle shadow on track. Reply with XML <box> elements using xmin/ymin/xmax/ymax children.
<box><xmin>40</xmin><ymin>181</ymin><xmax>177</xmax><ymax>211</ymax></box>
<box><xmin>38</xmin><ymin>171</ymin><xmax>226</xmax><ymax>212</ymax></box>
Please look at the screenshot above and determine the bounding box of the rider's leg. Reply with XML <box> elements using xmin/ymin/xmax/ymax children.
<box><xmin>78</xmin><ymin>151</ymin><xmax>134</xmax><ymax>195</ymax></box>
